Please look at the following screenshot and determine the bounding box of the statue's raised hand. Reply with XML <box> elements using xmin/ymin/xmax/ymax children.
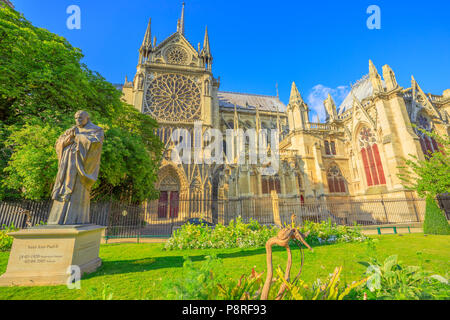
<box><xmin>62</xmin><ymin>127</ymin><xmax>76</xmax><ymax>147</ymax></box>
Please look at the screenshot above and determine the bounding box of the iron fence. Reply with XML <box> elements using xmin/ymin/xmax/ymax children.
<box><xmin>0</xmin><ymin>195</ymin><xmax>446</xmax><ymax>239</ymax></box>
<box><xmin>278</xmin><ymin>197</ymin><xmax>425</xmax><ymax>226</ymax></box>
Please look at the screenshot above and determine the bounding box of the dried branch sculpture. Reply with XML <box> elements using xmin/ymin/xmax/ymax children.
<box><xmin>261</xmin><ymin>214</ymin><xmax>313</xmax><ymax>300</ymax></box>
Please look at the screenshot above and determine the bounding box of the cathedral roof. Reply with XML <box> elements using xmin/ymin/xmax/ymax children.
<box><xmin>218</xmin><ymin>91</ymin><xmax>287</xmax><ymax>113</ymax></box>
<box><xmin>338</xmin><ymin>74</ymin><xmax>385</xmax><ymax>115</ymax></box>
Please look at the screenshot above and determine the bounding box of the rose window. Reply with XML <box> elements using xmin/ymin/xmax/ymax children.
<box><xmin>166</xmin><ymin>46</ymin><xmax>189</xmax><ymax>65</ymax></box>
<box><xmin>144</xmin><ymin>74</ymin><xmax>201</xmax><ymax>121</ymax></box>
<box><xmin>359</xmin><ymin>127</ymin><xmax>376</xmax><ymax>148</ymax></box>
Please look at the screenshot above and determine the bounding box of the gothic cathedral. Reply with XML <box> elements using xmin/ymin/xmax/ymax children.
<box><xmin>121</xmin><ymin>4</ymin><xmax>450</xmax><ymax>223</ymax></box>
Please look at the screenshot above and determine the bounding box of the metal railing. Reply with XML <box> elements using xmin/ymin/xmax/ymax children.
<box><xmin>0</xmin><ymin>195</ymin><xmax>445</xmax><ymax>239</ymax></box>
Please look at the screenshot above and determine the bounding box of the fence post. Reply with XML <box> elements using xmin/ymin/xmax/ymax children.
<box><xmin>381</xmin><ymin>196</ymin><xmax>389</xmax><ymax>223</ymax></box>
<box><xmin>349</xmin><ymin>200</ymin><xmax>355</xmax><ymax>226</ymax></box>
<box><xmin>411</xmin><ymin>198</ymin><xmax>420</xmax><ymax>222</ymax></box>
<box><xmin>137</xmin><ymin>203</ymin><xmax>142</xmax><ymax>244</ymax></box>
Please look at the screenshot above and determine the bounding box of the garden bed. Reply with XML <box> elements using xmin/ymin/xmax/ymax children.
<box><xmin>0</xmin><ymin>234</ymin><xmax>448</xmax><ymax>300</ymax></box>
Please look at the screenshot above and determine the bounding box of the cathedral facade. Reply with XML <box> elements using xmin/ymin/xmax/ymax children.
<box><xmin>121</xmin><ymin>5</ymin><xmax>450</xmax><ymax>223</ymax></box>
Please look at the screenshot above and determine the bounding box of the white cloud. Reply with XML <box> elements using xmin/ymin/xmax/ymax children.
<box><xmin>306</xmin><ymin>84</ymin><xmax>350</xmax><ymax>122</ymax></box>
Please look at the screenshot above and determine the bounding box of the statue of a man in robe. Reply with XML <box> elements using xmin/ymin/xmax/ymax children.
<box><xmin>47</xmin><ymin>111</ymin><xmax>104</xmax><ymax>225</ymax></box>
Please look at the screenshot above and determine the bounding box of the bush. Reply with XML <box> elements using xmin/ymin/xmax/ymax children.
<box><xmin>359</xmin><ymin>255</ymin><xmax>449</xmax><ymax>300</ymax></box>
<box><xmin>298</xmin><ymin>219</ymin><xmax>367</xmax><ymax>246</ymax></box>
<box><xmin>274</xmin><ymin>266</ymin><xmax>368</xmax><ymax>300</ymax></box>
<box><xmin>164</xmin><ymin>217</ymin><xmax>367</xmax><ymax>251</ymax></box>
<box><xmin>159</xmin><ymin>255</ymin><xmax>367</xmax><ymax>300</ymax></box>
<box><xmin>0</xmin><ymin>224</ymin><xmax>18</xmax><ymax>252</ymax></box>
<box><xmin>165</xmin><ymin>217</ymin><xmax>279</xmax><ymax>250</ymax></box>
<box><xmin>162</xmin><ymin>255</ymin><xmax>224</xmax><ymax>300</ymax></box>
<box><xmin>423</xmin><ymin>197</ymin><xmax>450</xmax><ymax>235</ymax></box>
<box><xmin>216</xmin><ymin>266</ymin><xmax>367</xmax><ymax>300</ymax></box>
<box><xmin>218</xmin><ymin>268</ymin><xmax>265</xmax><ymax>300</ymax></box>
<box><xmin>217</xmin><ymin>256</ymin><xmax>449</xmax><ymax>300</ymax></box>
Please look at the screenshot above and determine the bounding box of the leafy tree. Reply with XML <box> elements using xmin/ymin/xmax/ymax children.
<box><xmin>0</xmin><ymin>6</ymin><xmax>163</xmax><ymax>202</ymax></box>
<box><xmin>2</xmin><ymin>123</ymin><xmax>60</xmax><ymax>200</ymax></box>
<box><xmin>398</xmin><ymin>127</ymin><xmax>449</xmax><ymax>234</ymax></box>
<box><xmin>398</xmin><ymin>127</ymin><xmax>450</xmax><ymax>198</ymax></box>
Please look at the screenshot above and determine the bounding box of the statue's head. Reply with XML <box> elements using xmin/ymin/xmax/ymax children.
<box><xmin>75</xmin><ymin>111</ymin><xmax>90</xmax><ymax>128</ymax></box>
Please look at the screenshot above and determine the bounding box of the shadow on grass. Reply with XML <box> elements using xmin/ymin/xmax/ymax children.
<box><xmin>84</xmin><ymin>245</ymin><xmax>292</xmax><ymax>279</ymax></box>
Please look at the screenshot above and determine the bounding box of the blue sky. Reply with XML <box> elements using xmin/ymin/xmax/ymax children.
<box><xmin>12</xmin><ymin>0</ymin><xmax>450</xmax><ymax>120</ymax></box>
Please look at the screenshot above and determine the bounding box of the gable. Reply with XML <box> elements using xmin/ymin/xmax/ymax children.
<box><xmin>151</xmin><ymin>32</ymin><xmax>200</xmax><ymax>67</ymax></box>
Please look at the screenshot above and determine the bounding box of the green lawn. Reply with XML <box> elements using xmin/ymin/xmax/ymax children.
<box><xmin>0</xmin><ymin>234</ymin><xmax>449</xmax><ymax>300</ymax></box>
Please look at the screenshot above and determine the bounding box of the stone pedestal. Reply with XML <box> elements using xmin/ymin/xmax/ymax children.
<box><xmin>0</xmin><ymin>225</ymin><xmax>105</xmax><ymax>287</ymax></box>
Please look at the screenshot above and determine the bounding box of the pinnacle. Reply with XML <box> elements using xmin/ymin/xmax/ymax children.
<box><xmin>289</xmin><ymin>82</ymin><xmax>304</xmax><ymax>105</ymax></box>
<box><xmin>369</xmin><ymin>59</ymin><xmax>379</xmax><ymax>75</ymax></box>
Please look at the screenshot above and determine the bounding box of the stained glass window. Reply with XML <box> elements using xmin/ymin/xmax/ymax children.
<box><xmin>415</xmin><ymin>114</ymin><xmax>439</xmax><ymax>159</ymax></box>
<box><xmin>144</xmin><ymin>74</ymin><xmax>201</xmax><ymax>122</ymax></box>
<box><xmin>359</xmin><ymin>127</ymin><xmax>386</xmax><ymax>187</ymax></box>
<box><xmin>325</xmin><ymin>141</ymin><xmax>331</xmax><ymax>155</ymax></box>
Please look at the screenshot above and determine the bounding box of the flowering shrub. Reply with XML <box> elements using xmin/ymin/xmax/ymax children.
<box><xmin>298</xmin><ymin>219</ymin><xmax>367</xmax><ymax>246</ymax></box>
<box><xmin>164</xmin><ymin>217</ymin><xmax>366</xmax><ymax>250</ymax></box>
<box><xmin>165</xmin><ymin>217</ymin><xmax>278</xmax><ymax>250</ymax></box>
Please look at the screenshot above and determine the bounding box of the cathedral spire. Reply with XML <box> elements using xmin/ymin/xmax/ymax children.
<box><xmin>202</xmin><ymin>26</ymin><xmax>211</xmax><ymax>56</ymax></box>
<box><xmin>141</xmin><ymin>18</ymin><xmax>152</xmax><ymax>49</ymax></box>
<box><xmin>276</xmin><ymin>107</ymin><xmax>281</xmax><ymax>134</ymax></box>
<box><xmin>200</xmin><ymin>26</ymin><xmax>213</xmax><ymax>70</ymax></box>
<box><xmin>177</xmin><ymin>2</ymin><xmax>186</xmax><ymax>35</ymax></box>
<box><xmin>139</xmin><ymin>18</ymin><xmax>152</xmax><ymax>64</ymax></box>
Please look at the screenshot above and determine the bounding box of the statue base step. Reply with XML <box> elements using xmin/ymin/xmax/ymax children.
<box><xmin>0</xmin><ymin>224</ymin><xmax>105</xmax><ymax>287</ymax></box>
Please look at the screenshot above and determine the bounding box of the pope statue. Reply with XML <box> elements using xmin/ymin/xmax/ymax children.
<box><xmin>47</xmin><ymin>111</ymin><xmax>104</xmax><ymax>225</ymax></box>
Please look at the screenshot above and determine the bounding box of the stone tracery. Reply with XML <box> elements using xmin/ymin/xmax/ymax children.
<box><xmin>144</xmin><ymin>73</ymin><xmax>201</xmax><ymax>122</ymax></box>
<box><xmin>166</xmin><ymin>46</ymin><xmax>189</xmax><ymax>65</ymax></box>
<box><xmin>358</xmin><ymin>127</ymin><xmax>386</xmax><ymax>187</ymax></box>
<box><xmin>415</xmin><ymin>113</ymin><xmax>440</xmax><ymax>157</ymax></box>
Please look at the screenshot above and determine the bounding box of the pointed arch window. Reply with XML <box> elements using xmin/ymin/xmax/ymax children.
<box><xmin>359</xmin><ymin>127</ymin><xmax>386</xmax><ymax>187</ymax></box>
<box><xmin>262</xmin><ymin>176</ymin><xmax>281</xmax><ymax>194</ymax></box>
<box><xmin>327</xmin><ymin>165</ymin><xmax>347</xmax><ymax>193</ymax></box>
<box><xmin>415</xmin><ymin>114</ymin><xmax>440</xmax><ymax>159</ymax></box>
<box><xmin>158</xmin><ymin>172</ymin><xmax>180</xmax><ymax>219</ymax></box>
<box><xmin>324</xmin><ymin>140</ymin><xmax>336</xmax><ymax>155</ymax></box>
<box><xmin>325</xmin><ymin>141</ymin><xmax>331</xmax><ymax>155</ymax></box>
<box><xmin>330</xmin><ymin>141</ymin><xmax>336</xmax><ymax>155</ymax></box>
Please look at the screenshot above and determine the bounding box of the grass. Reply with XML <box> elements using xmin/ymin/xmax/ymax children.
<box><xmin>0</xmin><ymin>234</ymin><xmax>448</xmax><ymax>300</ymax></box>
